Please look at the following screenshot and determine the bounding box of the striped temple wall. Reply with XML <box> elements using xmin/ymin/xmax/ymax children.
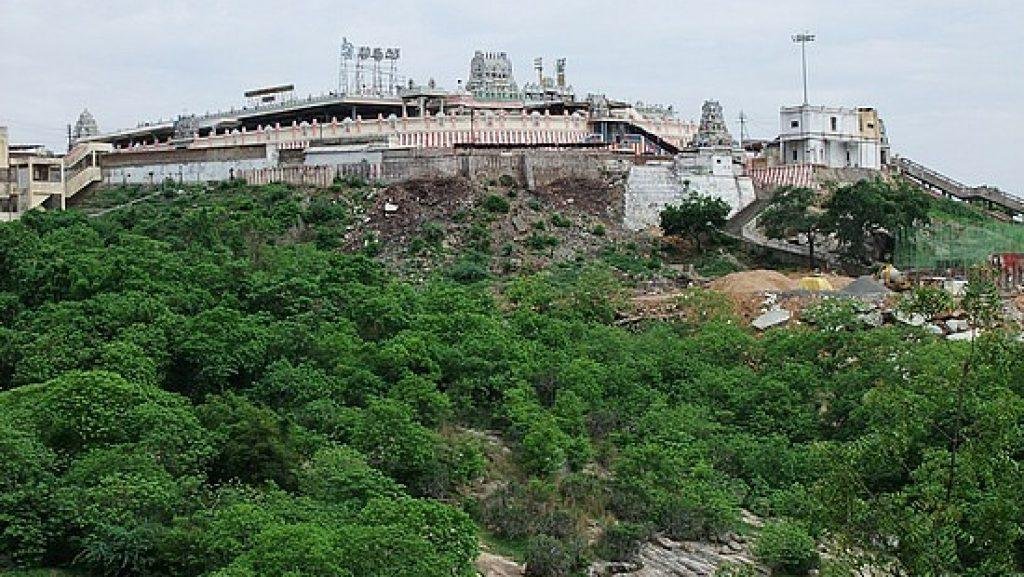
<box><xmin>111</xmin><ymin>111</ymin><xmax>591</xmax><ymax>154</ymax></box>
<box><xmin>747</xmin><ymin>164</ymin><xmax>817</xmax><ymax>191</ymax></box>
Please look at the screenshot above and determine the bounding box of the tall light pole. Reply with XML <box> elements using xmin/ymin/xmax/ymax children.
<box><xmin>792</xmin><ymin>32</ymin><xmax>815</xmax><ymax>106</ymax></box>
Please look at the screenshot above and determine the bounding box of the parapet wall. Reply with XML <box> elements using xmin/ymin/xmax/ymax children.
<box><xmin>99</xmin><ymin>137</ymin><xmax>630</xmax><ymax>194</ymax></box>
<box><xmin>101</xmin><ymin>145</ymin><xmax>273</xmax><ymax>185</ymax></box>
<box><xmin>239</xmin><ymin>147</ymin><xmax>627</xmax><ymax>190</ymax></box>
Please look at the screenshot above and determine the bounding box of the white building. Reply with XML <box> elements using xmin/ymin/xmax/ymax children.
<box><xmin>777</xmin><ymin>105</ymin><xmax>885</xmax><ymax>169</ymax></box>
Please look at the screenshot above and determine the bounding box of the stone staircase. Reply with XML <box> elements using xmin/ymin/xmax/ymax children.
<box><xmin>897</xmin><ymin>156</ymin><xmax>1024</xmax><ymax>217</ymax></box>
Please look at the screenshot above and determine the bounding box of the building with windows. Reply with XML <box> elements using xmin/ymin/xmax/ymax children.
<box><xmin>776</xmin><ymin>105</ymin><xmax>885</xmax><ymax>169</ymax></box>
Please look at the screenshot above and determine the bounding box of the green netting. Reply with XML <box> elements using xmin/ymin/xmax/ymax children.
<box><xmin>894</xmin><ymin>220</ymin><xmax>1024</xmax><ymax>270</ymax></box>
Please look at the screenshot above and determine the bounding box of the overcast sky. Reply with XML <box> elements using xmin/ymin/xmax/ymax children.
<box><xmin>1</xmin><ymin>0</ymin><xmax>1020</xmax><ymax>192</ymax></box>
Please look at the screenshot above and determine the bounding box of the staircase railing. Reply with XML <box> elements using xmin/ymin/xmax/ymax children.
<box><xmin>65</xmin><ymin>165</ymin><xmax>102</xmax><ymax>199</ymax></box>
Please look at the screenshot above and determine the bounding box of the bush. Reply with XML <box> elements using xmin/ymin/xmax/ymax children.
<box><xmin>526</xmin><ymin>233</ymin><xmax>560</xmax><ymax>251</ymax></box>
<box><xmin>754</xmin><ymin>519</ymin><xmax>819</xmax><ymax>575</ymax></box>
<box><xmin>482</xmin><ymin>195</ymin><xmax>511</xmax><ymax>214</ymax></box>
<box><xmin>550</xmin><ymin>214</ymin><xmax>571</xmax><ymax>228</ymax></box>
<box><xmin>596</xmin><ymin>522</ymin><xmax>650</xmax><ymax>562</ymax></box>
<box><xmin>449</xmin><ymin>255</ymin><xmax>491</xmax><ymax>284</ymax></box>
<box><xmin>499</xmin><ymin>174</ymin><xmax>518</xmax><ymax>188</ymax></box>
<box><xmin>591</xmin><ymin>224</ymin><xmax>606</xmax><ymax>236</ymax></box>
<box><xmin>478</xmin><ymin>482</ymin><xmax>548</xmax><ymax>540</ymax></box>
<box><xmin>420</xmin><ymin>221</ymin><xmax>445</xmax><ymax>245</ymax></box>
<box><xmin>801</xmin><ymin>298</ymin><xmax>863</xmax><ymax>332</ymax></box>
<box><xmin>524</xmin><ymin>534</ymin><xmax>587</xmax><ymax>577</ymax></box>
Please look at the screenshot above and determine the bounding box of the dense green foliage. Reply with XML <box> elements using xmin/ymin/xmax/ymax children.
<box><xmin>754</xmin><ymin>520</ymin><xmax>819</xmax><ymax>574</ymax></box>
<box><xmin>821</xmin><ymin>178</ymin><xmax>930</xmax><ymax>263</ymax></box>
<box><xmin>0</xmin><ymin>183</ymin><xmax>1022</xmax><ymax>576</ymax></box>
<box><xmin>660</xmin><ymin>192</ymin><xmax>730</xmax><ymax>251</ymax></box>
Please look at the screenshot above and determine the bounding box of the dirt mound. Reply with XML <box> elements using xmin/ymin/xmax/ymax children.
<box><xmin>368</xmin><ymin>176</ymin><xmax>477</xmax><ymax>235</ymax></box>
<box><xmin>817</xmin><ymin>273</ymin><xmax>854</xmax><ymax>290</ymax></box>
<box><xmin>346</xmin><ymin>175</ymin><xmax>645</xmax><ymax>278</ymax></box>
<box><xmin>535</xmin><ymin>177</ymin><xmax>622</xmax><ymax>221</ymax></box>
<box><xmin>709</xmin><ymin>270</ymin><xmax>796</xmax><ymax>294</ymax></box>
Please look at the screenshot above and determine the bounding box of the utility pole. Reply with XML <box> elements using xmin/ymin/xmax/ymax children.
<box><xmin>792</xmin><ymin>32</ymin><xmax>815</xmax><ymax>106</ymax></box>
<box><xmin>738</xmin><ymin>111</ymin><xmax>748</xmax><ymax>149</ymax></box>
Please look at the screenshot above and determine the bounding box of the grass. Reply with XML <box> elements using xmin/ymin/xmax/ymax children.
<box><xmin>478</xmin><ymin>527</ymin><xmax>529</xmax><ymax>562</ymax></box>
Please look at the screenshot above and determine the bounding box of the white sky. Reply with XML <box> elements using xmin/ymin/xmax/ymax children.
<box><xmin>1</xmin><ymin>0</ymin><xmax>1020</xmax><ymax>192</ymax></box>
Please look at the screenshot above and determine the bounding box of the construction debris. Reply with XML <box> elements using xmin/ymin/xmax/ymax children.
<box><xmin>710</xmin><ymin>270</ymin><xmax>796</xmax><ymax>294</ymax></box>
<box><xmin>751</xmin><ymin>308</ymin><xmax>791</xmax><ymax>330</ymax></box>
<box><xmin>797</xmin><ymin>276</ymin><xmax>834</xmax><ymax>292</ymax></box>
<box><xmin>947</xmin><ymin>329</ymin><xmax>983</xmax><ymax>341</ymax></box>
<box><xmin>839</xmin><ymin>276</ymin><xmax>890</xmax><ymax>299</ymax></box>
<box><xmin>896</xmin><ymin>311</ymin><xmax>926</xmax><ymax>326</ymax></box>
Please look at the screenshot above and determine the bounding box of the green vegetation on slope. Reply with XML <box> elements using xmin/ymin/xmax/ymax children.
<box><xmin>0</xmin><ymin>183</ymin><xmax>1022</xmax><ymax>576</ymax></box>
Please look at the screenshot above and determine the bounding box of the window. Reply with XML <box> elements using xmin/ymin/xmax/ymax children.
<box><xmin>830</xmin><ymin>117</ymin><xmax>838</xmax><ymax>131</ymax></box>
<box><xmin>867</xmin><ymin>122</ymin><xmax>875</xmax><ymax>129</ymax></box>
<box><xmin>792</xmin><ymin>149</ymin><xmax>798</xmax><ymax>162</ymax></box>
<box><xmin>790</xmin><ymin>119</ymin><xmax>799</xmax><ymax>128</ymax></box>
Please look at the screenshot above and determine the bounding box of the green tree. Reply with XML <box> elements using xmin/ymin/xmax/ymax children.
<box><xmin>660</xmin><ymin>192</ymin><xmax>731</xmax><ymax>252</ymax></box>
<box><xmin>820</xmin><ymin>178</ymin><xmax>929</xmax><ymax>263</ymax></box>
<box><xmin>754</xmin><ymin>519</ymin><xmax>819</xmax><ymax>575</ymax></box>
<box><xmin>297</xmin><ymin>446</ymin><xmax>405</xmax><ymax>508</ymax></box>
<box><xmin>350</xmin><ymin>398</ymin><xmax>440</xmax><ymax>494</ymax></box>
<box><xmin>759</xmin><ymin>186</ymin><xmax>824</xmax><ymax>268</ymax></box>
<box><xmin>197</xmin><ymin>393</ymin><xmax>301</xmax><ymax>489</ymax></box>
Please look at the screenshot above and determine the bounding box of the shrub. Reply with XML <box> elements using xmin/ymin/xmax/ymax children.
<box><xmin>421</xmin><ymin>221</ymin><xmax>445</xmax><ymax>245</ymax></box>
<box><xmin>524</xmin><ymin>534</ymin><xmax>587</xmax><ymax>577</ymax></box>
<box><xmin>754</xmin><ymin>519</ymin><xmax>819</xmax><ymax>575</ymax></box>
<box><xmin>482</xmin><ymin>195</ymin><xmax>511</xmax><ymax>214</ymax></box>
<box><xmin>591</xmin><ymin>224</ymin><xmax>606</xmax><ymax>236</ymax></box>
<box><xmin>448</xmin><ymin>253</ymin><xmax>491</xmax><ymax>284</ymax></box>
<box><xmin>801</xmin><ymin>298</ymin><xmax>862</xmax><ymax>332</ymax></box>
<box><xmin>526</xmin><ymin>233</ymin><xmax>559</xmax><ymax>251</ymax></box>
<box><xmin>499</xmin><ymin>174</ymin><xmax>518</xmax><ymax>188</ymax></box>
<box><xmin>479</xmin><ymin>482</ymin><xmax>546</xmax><ymax>539</ymax></box>
<box><xmin>550</xmin><ymin>214</ymin><xmax>571</xmax><ymax>228</ymax></box>
<box><xmin>596</xmin><ymin>522</ymin><xmax>650</xmax><ymax>562</ymax></box>
<box><xmin>304</xmin><ymin>197</ymin><xmax>350</xmax><ymax>224</ymax></box>
<box><xmin>536</xmin><ymin>509</ymin><xmax>576</xmax><ymax>541</ymax></box>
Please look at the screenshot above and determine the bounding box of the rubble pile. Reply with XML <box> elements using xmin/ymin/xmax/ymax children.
<box><xmin>741</xmin><ymin>276</ymin><xmax>1008</xmax><ymax>340</ymax></box>
<box><xmin>534</xmin><ymin>176</ymin><xmax>623</xmax><ymax>221</ymax></box>
<box><xmin>349</xmin><ymin>175</ymin><xmax>648</xmax><ymax>277</ymax></box>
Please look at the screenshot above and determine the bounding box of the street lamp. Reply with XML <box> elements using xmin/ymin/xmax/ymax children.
<box><xmin>792</xmin><ymin>32</ymin><xmax>815</xmax><ymax>106</ymax></box>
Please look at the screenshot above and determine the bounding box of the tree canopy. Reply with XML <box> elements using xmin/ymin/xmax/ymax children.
<box><xmin>660</xmin><ymin>192</ymin><xmax>731</xmax><ymax>251</ymax></box>
<box><xmin>0</xmin><ymin>182</ymin><xmax>1021</xmax><ymax>576</ymax></box>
